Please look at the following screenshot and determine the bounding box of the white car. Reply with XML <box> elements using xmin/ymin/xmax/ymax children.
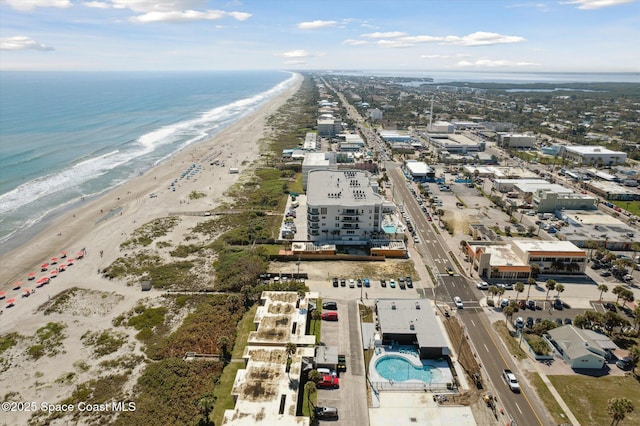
<box><xmin>348</xmin><ymin>279</ymin><xmax>355</xmax><ymax>288</ymax></box>
<box><xmin>454</xmin><ymin>296</ymin><xmax>463</xmax><ymax>309</ymax></box>
<box><xmin>476</xmin><ymin>281</ymin><xmax>489</xmax><ymax>290</ymax></box>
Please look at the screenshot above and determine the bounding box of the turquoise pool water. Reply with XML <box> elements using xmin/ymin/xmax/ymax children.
<box><xmin>375</xmin><ymin>355</ymin><xmax>434</xmax><ymax>382</ymax></box>
<box><xmin>383</xmin><ymin>225</ymin><xmax>398</xmax><ymax>233</ymax></box>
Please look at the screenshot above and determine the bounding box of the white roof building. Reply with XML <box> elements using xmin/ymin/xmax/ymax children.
<box><xmin>562</xmin><ymin>145</ymin><xmax>627</xmax><ymax>165</ymax></box>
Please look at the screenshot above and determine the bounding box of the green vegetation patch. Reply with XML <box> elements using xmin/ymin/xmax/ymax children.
<box><xmin>0</xmin><ymin>332</ymin><xmax>21</xmax><ymax>354</ymax></box>
<box><xmin>148</xmin><ymin>294</ymin><xmax>245</xmax><ymax>360</ymax></box>
<box><xmin>27</xmin><ymin>322</ymin><xmax>67</xmax><ymax>360</ymax></box>
<box><xmin>214</xmin><ymin>247</ymin><xmax>269</xmax><ymax>292</ymax></box>
<box><xmin>188</xmin><ymin>190</ymin><xmax>206</xmax><ymax>200</ymax></box>
<box><xmin>43</xmin><ymin>287</ymin><xmax>80</xmax><ymax>315</ymax></box>
<box><xmin>120</xmin><ymin>217</ymin><xmax>180</xmax><ymax>249</ymax></box>
<box><xmin>492</xmin><ymin>321</ymin><xmax>527</xmax><ymax>360</ymax></box>
<box><xmin>169</xmin><ymin>243</ymin><xmax>203</xmax><ymax>258</ymax></box>
<box><xmin>30</xmin><ymin>374</ymin><xmax>129</xmax><ymax>425</ymax></box>
<box><xmin>114</xmin><ymin>359</ymin><xmax>223</xmax><ymax>426</ymax></box>
<box><xmin>525</xmin><ymin>372</ymin><xmax>568</xmax><ymax>425</ymax></box>
<box><xmin>523</xmin><ymin>333</ymin><xmax>551</xmax><ymax>356</ymax></box>
<box><xmin>548</xmin><ymin>375</ymin><xmax>640</xmax><ymax>426</ymax></box>
<box><xmin>81</xmin><ymin>329</ymin><xmax>128</xmax><ymax>358</ymax></box>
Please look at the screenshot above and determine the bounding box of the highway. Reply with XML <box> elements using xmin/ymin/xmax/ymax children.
<box><xmin>388</xmin><ymin>166</ymin><xmax>553</xmax><ymax>426</ymax></box>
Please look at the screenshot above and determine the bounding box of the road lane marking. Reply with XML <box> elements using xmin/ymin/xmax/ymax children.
<box><xmin>484</xmin><ymin>344</ymin><xmax>489</xmax><ymax>353</ymax></box>
<box><xmin>470</xmin><ymin>319</ymin><xmax>476</xmax><ymax>327</ymax></box>
<box><xmin>515</xmin><ymin>402</ymin><xmax>523</xmax><ymax>414</ymax></box>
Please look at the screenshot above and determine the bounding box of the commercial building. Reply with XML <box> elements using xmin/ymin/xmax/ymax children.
<box><xmin>427</xmin><ymin>133</ymin><xmax>483</xmax><ymax>154</ymax></box>
<box><xmin>375</xmin><ymin>299</ymin><xmax>450</xmax><ymax>358</ymax></box>
<box><xmin>303</xmin><ymin>132</ymin><xmax>319</xmax><ymax>151</ymax></box>
<box><xmin>404</xmin><ymin>160</ymin><xmax>435</xmax><ymax>180</ymax></box>
<box><xmin>583</xmin><ymin>180</ymin><xmax>640</xmax><ymax>201</ymax></box>
<box><xmin>465</xmin><ymin>239</ymin><xmax>587</xmax><ymax>279</ymax></box>
<box><xmin>499</xmin><ymin>133</ymin><xmax>536</xmax><ymax>149</ymax></box>
<box><xmin>561</xmin><ymin>145</ymin><xmax>627</xmax><ymax>166</ymax></box>
<box><xmin>532</xmin><ymin>190</ymin><xmax>597</xmax><ymax>213</ymax></box>
<box><xmin>555</xmin><ymin>209</ymin><xmax>637</xmax><ymax>251</ymax></box>
<box><xmin>306</xmin><ymin>169</ymin><xmax>394</xmax><ymax>243</ymax></box>
<box><xmin>547</xmin><ymin>325</ymin><xmax>618</xmax><ymax>370</ymax></box>
<box><xmin>223</xmin><ymin>291</ymin><xmax>316</xmax><ymax>425</ymax></box>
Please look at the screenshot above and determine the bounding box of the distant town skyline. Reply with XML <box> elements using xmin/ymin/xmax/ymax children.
<box><xmin>1</xmin><ymin>0</ymin><xmax>639</xmax><ymax>72</ymax></box>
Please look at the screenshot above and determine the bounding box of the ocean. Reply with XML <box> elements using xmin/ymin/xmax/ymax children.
<box><xmin>0</xmin><ymin>70</ymin><xmax>295</xmax><ymax>254</ymax></box>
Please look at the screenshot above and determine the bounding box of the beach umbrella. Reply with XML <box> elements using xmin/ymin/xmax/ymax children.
<box><xmin>66</xmin><ymin>258</ymin><xmax>74</xmax><ymax>265</ymax></box>
<box><xmin>50</xmin><ymin>257</ymin><xmax>58</xmax><ymax>264</ymax></box>
<box><xmin>6</xmin><ymin>298</ymin><xmax>16</xmax><ymax>307</ymax></box>
<box><xmin>50</xmin><ymin>270</ymin><xmax>58</xmax><ymax>278</ymax></box>
<box><xmin>76</xmin><ymin>251</ymin><xmax>84</xmax><ymax>259</ymax></box>
<box><xmin>22</xmin><ymin>289</ymin><xmax>31</xmax><ymax>297</ymax></box>
<box><xmin>0</xmin><ymin>291</ymin><xmax>6</xmax><ymax>299</ymax></box>
<box><xmin>41</xmin><ymin>263</ymin><xmax>49</xmax><ymax>271</ymax></box>
<box><xmin>12</xmin><ymin>281</ymin><xmax>21</xmax><ymax>290</ymax></box>
<box><xmin>60</xmin><ymin>251</ymin><xmax>67</xmax><ymax>258</ymax></box>
<box><xmin>58</xmin><ymin>264</ymin><xmax>66</xmax><ymax>272</ymax></box>
<box><xmin>27</xmin><ymin>272</ymin><xmax>36</xmax><ymax>280</ymax></box>
<box><xmin>36</xmin><ymin>277</ymin><xmax>49</xmax><ymax>287</ymax></box>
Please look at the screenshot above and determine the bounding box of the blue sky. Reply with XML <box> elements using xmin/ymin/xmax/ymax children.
<box><xmin>1</xmin><ymin>0</ymin><xmax>639</xmax><ymax>72</ymax></box>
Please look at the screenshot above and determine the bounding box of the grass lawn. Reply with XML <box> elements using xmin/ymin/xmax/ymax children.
<box><xmin>232</xmin><ymin>304</ymin><xmax>258</xmax><ymax>359</ymax></box>
<box><xmin>211</xmin><ymin>361</ymin><xmax>243</xmax><ymax>425</ymax></box>
<box><xmin>493</xmin><ymin>321</ymin><xmax>528</xmax><ymax>360</ymax></box>
<box><xmin>548</xmin><ymin>374</ymin><xmax>640</xmax><ymax>426</ymax></box>
<box><xmin>525</xmin><ymin>372</ymin><xmax>568</xmax><ymax>425</ymax></box>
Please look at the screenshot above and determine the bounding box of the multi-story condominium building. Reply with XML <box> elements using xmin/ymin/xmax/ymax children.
<box><xmin>306</xmin><ymin>170</ymin><xmax>394</xmax><ymax>243</ymax></box>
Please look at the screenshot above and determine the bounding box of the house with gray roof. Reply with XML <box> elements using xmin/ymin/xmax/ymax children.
<box><xmin>547</xmin><ymin>325</ymin><xmax>618</xmax><ymax>370</ymax></box>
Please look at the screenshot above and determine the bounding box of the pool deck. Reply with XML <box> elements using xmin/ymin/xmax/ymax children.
<box><xmin>369</xmin><ymin>346</ymin><xmax>454</xmax><ymax>389</ymax></box>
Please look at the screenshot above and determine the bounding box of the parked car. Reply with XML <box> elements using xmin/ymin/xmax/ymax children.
<box><xmin>357</xmin><ymin>279</ymin><xmax>362</xmax><ymax>287</ymax></box>
<box><xmin>317</xmin><ymin>375</ymin><xmax>340</xmax><ymax>389</ymax></box>
<box><xmin>322</xmin><ymin>301</ymin><xmax>337</xmax><ymax>311</ymax></box>
<box><xmin>500</xmin><ymin>299</ymin><xmax>509</xmax><ymax>308</ymax></box>
<box><xmin>476</xmin><ymin>281</ymin><xmax>489</xmax><ymax>290</ymax></box>
<box><xmin>380</xmin><ymin>279</ymin><xmax>387</xmax><ymax>288</ymax></box>
<box><xmin>527</xmin><ymin>299</ymin><xmax>537</xmax><ymax>310</ymax></box>
<box><xmin>321</xmin><ymin>312</ymin><xmax>338</xmax><ymax>321</ymax></box>
<box><xmin>553</xmin><ymin>299</ymin><xmax>564</xmax><ymax>310</ymax></box>
<box><xmin>616</xmin><ymin>356</ymin><xmax>633</xmax><ymax>371</ymax></box>
<box><xmin>446</xmin><ymin>266</ymin><xmax>454</xmax><ymax>276</ymax></box>
<box><xmin>515</xmin><ymin>317</ymin><xmax>524</xmax><ymax>328</ymax></box>
<box><xmin>348</xmin><ymin>279</ymin><xmax>355</xmax><ymax>288</ymax></box>
<box><xmin>564</xmin><ymin>318</ymin><xmax>572</xmax><ymax>325</ymax></box>
<box><xmin>364</xmin><ymin>278</ymin><xmax>370</xmax><ymax>287</ymax></box>
<box><xmin>600</xmin><ymin>270</ymin><xmax>612</xmax><ymax>277</ymax></box>
<box><xmin>526</xmin><ymin>317</ymin><xmax>534</xmax><ymax>328</ymax></box>
<box><xmin>340</xmin><ymin>278</ymin><xmax>346</xmax><ymax>287</ymax></box>
<box><xmin>406</xmin><ymin>276</ymin><xmax>413</xmax><ymax>288</ymax></box>
<box><xmin>518</xmin><ymin>300</ymin><xmax>526</xmax><ymax>309</ymax></box>
<box><xmin>332</xmin><ymin>277</ymin><xmax>339</xmax><ymax>288</ymax></box>
<box><xmin>316</xmin><ymin>406</ymin><xmax>339</xmax><ymax>420</ymax></box>
<box><xmin>389</xmin><ymin>279</ymin><xmax>396</xmax><ymax>288</ymax></box>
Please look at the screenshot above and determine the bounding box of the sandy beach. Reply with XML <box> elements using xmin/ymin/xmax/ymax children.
<box><xmin>0</xmin><ymin>73</ymin><xmax>302</xmax><ymax>422</ymax></box>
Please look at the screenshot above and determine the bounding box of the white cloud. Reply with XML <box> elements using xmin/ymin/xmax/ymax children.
<box><xmin>457</xmin><ymin>59</ymin><xmax>539</xmax><ymax>67</ymax></box>
<box><xmin>506</xmin><ymin>2</ymin><xmax>551</xmax><ymax>12</ymax></box>
<box><xmin>441</xmin><ymin>32</ymin><xmax>526</xmax><ymax>46</ymax></box>
<box><xmin>109</xmin><ymin>0</ymin><xmax>204</xmax><ymax>13</ymax></box>
<box><xmin>362</xmin><ymin>31</ymin><xmax>407</xmax><ymax>39</ymax></box>
<box><xmin>561</xmin><ymin>0</ymin><xmax>637</xmax><ymax>9</ymax></box>
<box><xmin>420</xmin><ymin>54</ymin><xmax>452</xmax><ymax>59</ymax></box>
<box><xmin>342</xmin><ymin>39</ymin><xmax>369</xmax><ymax>46</ymax></box>
<box><xmin>0</xmin><ymin>35</ymin><xmax>54</xmax><ymax>51</ymax></box>
<box><xmin>401</xmin><ymin>35</ymin><xmax>441</xmax><ymax>43</ymax></box>
<box><xmin>296</xmin><ymin>20</ymin><xmax>337</xmax><ymax>29</ymax></box>
<box><xmin>377</xmin><ymin>39</ymin><xmax>415</xmax><ymax>48</ymax></box>
<box><xmin>130</xmin><ymin>9</ymin><xmax>251</xmax><ymax>23</ymax></box>
<box><xmin>3</xmin><ymin>0</ymin><xmax>71</xmax><ymax>11</ymax></box>
<box><xmin>274</xmin><ymin>49</ymin><xmax>311</xmax><ymax>58</ymax></box>
<box><xmin>83</xmin><ymin>1</ymin><xmax>110</xmax><ymax>8</ymax></box>
<box><xmin>285</xmin><ymin>60</ymin><xmax>307</xmax><ymax>65</ymax></box>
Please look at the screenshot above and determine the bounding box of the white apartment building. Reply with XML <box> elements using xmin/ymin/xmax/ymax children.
<box><xmin>499</xmin><ymin>133</ymin><xmax>536</xmax><ymax>149</ymax></box>
<box><xmin>306</xmin><ymin>170</ymin><xmax>394</xmax><ymax>243</ymax></box>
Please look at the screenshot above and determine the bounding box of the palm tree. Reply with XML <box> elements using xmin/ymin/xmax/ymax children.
<box><xmin>311</xmin><ymin>309</ymin><xmax>321</xmax><ymax>334</ymax></box>
<box><xmin>218</xmin><ymin>336</ymin><xmax>230</xmax><ymax>362</ymax></box>
<box><xmin>526</xmin><ymin>278</ymin><xmax>537</xmax><ymax>300</ymax></box>
<box><xmin>613</xmin><ymin>286</ymin><xmax>625</xmax><ymax>304</ymax></box>
<box><xmin>488</xmin><ymin>285</ymin><xmax>498</xmax><ymax>304</ymax></box>
<box><xmin>195</xmin><ymin>393</ymin><xmax>216</xmax><ymax>426</ymax></box>
<box><xmin>555</xmin><ymin>284</ymin><xmax>565</xmax><ymax>298</ymax></box>
<box><xmin>514</xmin><ymin>282</ymin><xmax>525</xmax><ymax>303</ymax></box>
<box><xmin>545</xmin><ymin>279</ymin><xmax>556</xmax><ymax>300</ymax></box>
<box><xmin>503</xmin><ymin>305</ymin><xmax>515</xmax><ymax>324</ymax></box>
<box><xmin>598</xmin><ymin>284</ymin><xmax>609</xmax><ymax>301</ymax></box>
<box><xmin>628</xmin><ymin>345</ymin><xmax>640</xmax><ymax>375</ymax></box>
<box><xmin>607</xmin><ymin>397</ymin><xmax>634</xmax><ymax>426</ymax></box>
<box><xmin>304</xmin><ymin>381</ymin><xmax>317</xmax><ymax>417</ymax></box>
<box><xmin>285</xmin><ymin>342</ymin><xmax>297</xmax><ymax>383</ymax></box>
<box><xmin>308</xmin><ymin>369</ymin><xmax>323</xmax><ymax>385</ymax></box>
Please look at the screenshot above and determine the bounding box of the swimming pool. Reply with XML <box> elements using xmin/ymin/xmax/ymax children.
<box><xmin>375</xmin><ymin>355</ymin><xmax>434</xmax><ymax>382</ymax></box>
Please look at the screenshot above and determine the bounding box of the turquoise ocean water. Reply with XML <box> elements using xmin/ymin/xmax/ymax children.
<box><xmin>0</xmin><ymin>71</ymin><xmax>294</xmax><ymax>253</ymax></box>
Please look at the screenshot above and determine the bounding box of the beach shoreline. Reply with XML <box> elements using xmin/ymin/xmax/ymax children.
<box><xmin>0</xmin><ymin>72</ymin><xmax>303</xmax><ymax>296</ymax></box>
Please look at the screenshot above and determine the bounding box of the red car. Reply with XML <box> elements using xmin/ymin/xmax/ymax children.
<box><xmin>317</xmin><ymin>375</ymin><xmax>340</xmax><ymax>389</ymax></box>
<box><xmin>321</xmin><ymin>312</ymin><xmax>338</xmax><ymax>321</ymax></box>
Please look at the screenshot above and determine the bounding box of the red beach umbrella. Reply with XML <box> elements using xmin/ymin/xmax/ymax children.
<box><xmin>22</xmin><ymin>288</ymin><xmax>31</xmax><ymax>297</ymax></box>
<box><xmin>60</xmin><ymin>251</ymin><xmax>67</xmax><ymax>258</ymax></box>
<box><xmin>12</xmin><ymin>281</ymin><xmax>21</xmax><ymax>290</ymax></box>
<box><xmin>50</xmin><ymin>257</ymin><xmax>58</xmax><ymax>264</ymax></box>
<box><xmin>28</xmin><ymin>272</ymin><xmax>36</xmax><ymax>280</ymax></box>
<box><xmin>36</xmin><ymin>277</ymin><xmax>49</xmax><ymax>287</ymax></box>
<box><xmin>41</xmin><ymin>263</ymin><xmax>49</xmax><ymax>271</ymax></box>
<box><xmin>6</xmin><ymin>298</ymin><xmax>16</xmax><ymax>307</ymax></box>
<box><xmin>58</xmin><ymin>264</ymin><xmax>66</xmax><ymax>272</ymax></box>
<box><xmin>76</xmin><ymin>251</ymin><xmax>84</xmax><ymax>259</ymax></box>
<box><xmin>66</xmin><ymin>258</ymin><xmax>74</xmax><ymax>265</ymax></box>
<box><xmin>0</xmin><ymin>291</ymin><xmax>6</xmax><ymax>299</ymax></box>
<box><xmin>50</xmin><ymin>269</ymin><xmax>58</xmax><ymax>278</ymax></box>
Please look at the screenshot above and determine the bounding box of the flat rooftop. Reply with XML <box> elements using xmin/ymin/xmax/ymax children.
<box><xmin>565</xmin><ymin>145</ymin><xmax>625</xmax><ymax>155</ymax></box>
<box><xmin>475</xmin><ymin>244</ymin><xmax>528</xmax><ymax>266</ymax></box>
<box><xmin>511</xmin><ymin>239</ymin><xmax>585</xmax><ymax>254</ymax></box>
<box><xmin>306</xmin><ymin>169</ymin><xmax>384</xmax><ymax>206</ymax></box>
